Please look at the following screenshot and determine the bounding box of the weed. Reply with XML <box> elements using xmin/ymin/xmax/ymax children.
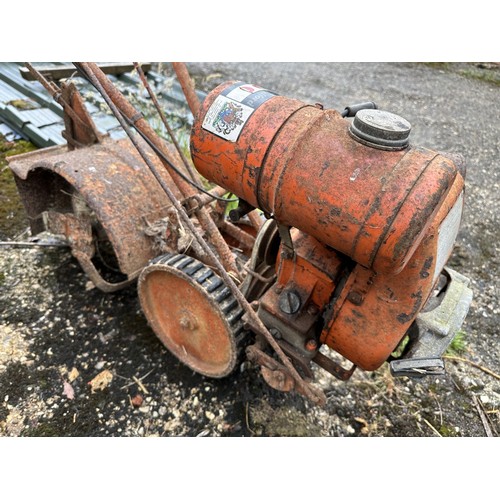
<box><xmin>447</xmin><ymin>330</ymin><xmax>467</xmax><ymax>355</ymax></box>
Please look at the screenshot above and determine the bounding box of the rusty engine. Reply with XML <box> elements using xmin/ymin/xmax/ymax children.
<box><xmin>7</xmin><ymin>64</ymin><xmax>473</xmax><ymax>405</ymax></box>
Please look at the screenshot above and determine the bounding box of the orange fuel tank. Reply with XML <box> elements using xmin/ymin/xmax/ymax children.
<box><xmin>190</xmin><ymin>81</ymin><xmax>460</xmax><ymax>275</ymax></box>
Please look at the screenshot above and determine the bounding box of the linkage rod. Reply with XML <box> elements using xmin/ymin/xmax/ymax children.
<box><xmin>76</xmin><ymin>62</ymin><xmax>325</xmax><ymax>406</ymax></box>
<box><xmin>77</xmin><ymin>62</ymin><xmax>240</xmax><ymax>279</ymax></box>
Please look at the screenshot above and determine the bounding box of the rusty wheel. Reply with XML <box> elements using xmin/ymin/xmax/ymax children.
<box><xmin>138</xmin><ymin>253</ymin><xmax>246</xmax><ymax>378</ymax></box>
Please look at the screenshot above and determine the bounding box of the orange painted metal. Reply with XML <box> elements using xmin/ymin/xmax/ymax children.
<box><xmin>275</xmin><ymin>229</ymin><xmax>342</xmax><ymax>311</ymax></box>
<box><xmin>191</xmin><ymin>81</ymin><xmax>459</xmax><ymax>275</ymax></box>
<box><xmin>190</xmin><ymin>81</ymin><xmax>307</xmax><ymax>208</ymax></box>
<box><xmin>138</xmin><ymin>259</ymin><xmax>239</xmax><ymax>378</ymax></box>
<box><xmin>321</xmin><ymin>173</ymin><xmax>465</xmax><ymax>370</ymax></box>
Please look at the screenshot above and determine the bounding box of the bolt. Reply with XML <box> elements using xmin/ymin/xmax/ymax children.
<box><xmin>347</xmin><ymin>291</ymin><xmax>364</xmax><ymax>306</ymax></box>
<box><xmin>179</xmin><ymin>314</ymin><xmax>198</xmax><ymax>331</ymax></box>
<box><xmin>274</xmin><ymin>284</ymin><xmax>284</xmax><ymax>294</ymax></box>
<box><xmin>279</xmin><ymin>290</ymin><xmax>301</xmax><ymax>315</ymax></box>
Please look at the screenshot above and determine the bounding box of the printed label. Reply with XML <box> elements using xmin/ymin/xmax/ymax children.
<box><xmin>202</xmin><ymin>82</ymin><xmax>278</xmax><ymax>142</ymax></box>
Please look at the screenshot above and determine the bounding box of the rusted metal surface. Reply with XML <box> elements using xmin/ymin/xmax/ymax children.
<box><xmin>171</xmin><ymin>62</ymin><xmax>201</xmax><ymax>117</ymax></box>
<box><xmin>275</xmin><ymin>230</ymin><xmax>344</xmax><ymax>310</ymax></box>
<box><xmin>246</xmin><ymin>344</ymin><xmax>326</xmax><ymax>405</ymax></box>
<box><xmin>8</xmin><ymin>137</ymin><xmax>181</xmax><ymax>282</ymax></box>
<box><xmin>190</xmin><ymin>185</ymin><xmax>228</xmax><ymax>208</ymax></box>
<box><xmin>60</xmin><ymin>81</ymin><xmax>101</xmax><ymax>149</ymax></box>
<box><xmin>80</xmin><ymin>63</ymin><xmax>241</xmax><ymax>280</ymax></box>
<box><xmin>220</xmin><ymin>220</ymin><xmax>255</xmax><ymax>250</ymax></box>
<box><xmin>25</xmin><ymin>63</ymin><xmax>100</xmax><ymax>146</ymax></box>
<box><xmin>46</xmin><ymin>210</ymin><xmax>139</xmax><ymax>292</ymax></box>
<box><xmin>239</xmin><ymin>219</ymin><xmax>278</xmax><ymax>303</ymax></box>
<box><xmin>312</xmin><ymin>351</ymin><xmax>356</xmax><ymax>381</ymax></box>
<box><xmin>247</xmin><ymin>210</ymin><xmax>263</xmax><ymax>231</ymax></box>
<box><xmin>191</xmin><ymin>81</ymin><xmax>459</xmax><ymax>275</ymax></box>
<box><xmin>6</xmin><ymin>64</ymin><xmax>471</xmax><ymax>405</ymax></box>
<box><xmin>190</xmin><ymin>81</ymin><xmax>306</xmax><ymax>209</ymax></box>
<box><xmin>138</xmin><ymin>254</ymin><xmax>243</xmax><ymax>377</ymax></box>
<box><xmin>255</xmin><ymin>230</ymin><xmax>344</xmax><ymax>374</ymax></box>
<box><xmin>191</xmin><ymin>79</ymin><xmax>470</xmax><ymax>382</ymax></box>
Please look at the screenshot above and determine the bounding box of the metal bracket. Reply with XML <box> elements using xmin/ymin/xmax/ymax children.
<box><xmin>390</xmin><ymin>267</ymin><xmax>473</xmax><ymax>378</ymax></box>
<box><xmin>277</xmin><ymin>224</ymin><xmax>294</xmax><ymax>260</ymax></box>
<box><xmin>390</xmin><ymin>358</ymin><xmax>445</xmax><ymax>378</ymax></box>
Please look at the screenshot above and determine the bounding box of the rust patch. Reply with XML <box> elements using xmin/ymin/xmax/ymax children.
<box><xmin>420</xmin><ymin>256</ymin><xmax>433</xmax><ymax>279</ymax></box>
<box><xmin>397</xmin><ymin>290</ymin><xmax>423</xmax><ymax>324</ymax></box>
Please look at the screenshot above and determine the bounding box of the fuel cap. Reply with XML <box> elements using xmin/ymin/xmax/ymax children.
<box><xmin>349</xmin><ymin>109</ymin><xmax>411</xmax><ymax>150</ymax></box>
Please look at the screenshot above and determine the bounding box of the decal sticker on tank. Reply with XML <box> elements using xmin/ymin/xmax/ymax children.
<box><xmin>202</xmin><ymin>82</ymin><xmax>278</xmax><ymax>141</ymax></box>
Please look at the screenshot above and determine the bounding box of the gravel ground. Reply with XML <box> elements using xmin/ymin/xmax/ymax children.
<box><xmin>0</xmin><ymin>62</ymin><xmax>499</xmax><ymax>441</ymax></box>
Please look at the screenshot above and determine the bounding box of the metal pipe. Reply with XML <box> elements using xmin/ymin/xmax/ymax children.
<box><xmin>171</xmin><ymin>62</ymin><xmax>201</xmax><ymax>117</ymax></box>
<box><xmin>133</xmin><ymin>62</ymin><xmax>200</xmax><ymax>184</ymax></box>
<box><xmin>192</xmin><ymin>185</ymin><xmax>229</xmax><ymax>207</ymax></box>
<box><xmin>247</xmin><ymin>211</ymin><xmax>264</xmax><ymax>231</ymax></box>
<box><xmin>220</xmin><ymin>220</ymin><xmax>256</xmax><ymax>250</ymax></box>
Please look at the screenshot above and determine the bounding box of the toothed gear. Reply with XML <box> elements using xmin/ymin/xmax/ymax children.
<box><xmin>138</xmin><ymin>253</ymin><xmax>246</xmax><ymax>378</ymax></box>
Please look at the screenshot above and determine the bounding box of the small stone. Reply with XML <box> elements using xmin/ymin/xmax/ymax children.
<box><xmin>68</xmin><ymin>367</ymin><xmax>80</xmax><ymax>383</ymax></box>
<box><xmin>480</xmin><ymin>394</ymin><xmax>490</xmax><ymax>404</ymax></box>
<box><xmin>164</xmin><ymin>420</ymin><xmax>178</xmax><ymax>433</ymax></box>
<box><xmin>131</xmin><ymin>394</ymin><xmax>143</xmax><ymax>408</ymax></box>
<box><xmin>205</xmin><ymin>411</ymin><xmax>216</xmax><ymax>421</ymax></box>
<box><xmin>88</xmin><ymin>369</ymin><xmax>113</xmax><ymax>393</ymax></box>
<box><xmin>158</xmin><ymin>406</ymin><xmax>167</xmax><ymax>416</ymax></box>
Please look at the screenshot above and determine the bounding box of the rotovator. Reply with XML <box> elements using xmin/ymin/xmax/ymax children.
<box><xmin>8</xmin><ymin>63</ymin><xmax>473</xmax><ymax>405</ymax></box>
